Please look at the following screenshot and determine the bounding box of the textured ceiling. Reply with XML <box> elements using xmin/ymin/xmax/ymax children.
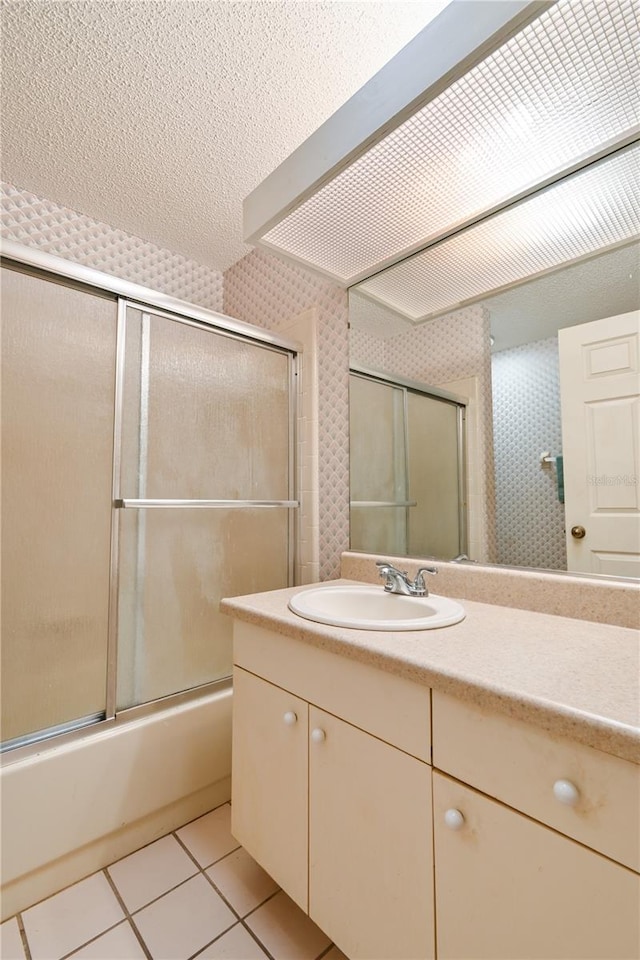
<box><xmin>1</xmin><ymin>0</ymin><xmax>449</xmax><ymax>273</ymax></box>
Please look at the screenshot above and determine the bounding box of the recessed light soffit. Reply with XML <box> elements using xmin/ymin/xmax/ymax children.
<box><xmin>355</xmin><ymin>144</ymin><xmax>640</xmax><ymax>323</ymax></box>
<box><xmin>244</xmin><ymin>0</ymin><xmax>639</xmax><ymax>288</ymax></box>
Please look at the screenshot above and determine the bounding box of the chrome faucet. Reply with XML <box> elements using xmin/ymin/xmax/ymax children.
<box><xmin>376</xmin><ymin>561</ymin><xmax>437</xmax><ymax>597</ymax></box>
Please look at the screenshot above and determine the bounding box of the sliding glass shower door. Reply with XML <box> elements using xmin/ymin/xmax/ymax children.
<box><xmin>1</xmin><ymin>264</ymin><xmax>297</xmax><ymax>751</ymax></box>
<box><xmin>349</xmin><ymin>375</ymin><xmax>409</xmax><ymax>555</ymax></box>
<box><xmin>1</xmin><ymin>267</ymin><xmax>117</xmax><ymax>746</ymax></box>
<box><xmin>349</xmin><ymin>370</ymin><xmax>466</xmax><ymax>560</ymax></box>
<box><xmin>116</xmin><ymin>305</ymin><xmax>295</xmax><ymax>710</ymax></box>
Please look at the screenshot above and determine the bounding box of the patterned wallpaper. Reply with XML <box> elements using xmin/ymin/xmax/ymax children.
<box><xmin>492</xmin><ymin>336</ymin><xmax>566</xmax><ymax>570</ymax></box>
<box><xmin>349</xmin><ymin>325</ymin><xmax>386</xmax><ymax>369</ymax></box>
<box><xmin>1</xmin><ymin>183</ymin><xmax>350</xmax><ymax>581</ymax></box>
<box><xmin>224</xmin><ymin>249</ymin><xmax>350</xmax><ymax>580</ymax></box>
<box><xmin>350</xmin><ymin>303</ymin><xmax>497</xmax><ymax>561</ymax></box>
<box><xmin>1</xmin><ymin>182</ymin><xmax>224</xmax><ymax>311</ymax></box>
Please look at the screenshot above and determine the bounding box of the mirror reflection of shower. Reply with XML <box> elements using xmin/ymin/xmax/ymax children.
<box><xmin>349</xmin><ymin>242</ymin><xmax>640</xmax><ymax>575</ymax></box>
<box><xmin>349</xmin><ymin>368</ymin><xmax>467</xmax><ymax>561</ymax></box>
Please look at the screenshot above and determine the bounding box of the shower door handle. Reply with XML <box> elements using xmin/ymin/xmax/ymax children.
<box><xmin>114</xmin><ymin>498</ymin><xmax>299</xmax><ymax>508</ymax></box>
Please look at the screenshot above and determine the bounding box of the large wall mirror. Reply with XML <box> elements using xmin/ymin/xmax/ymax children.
<box><xmin>349</xmin><ymin>232</ymin><xmax>640</xmax><ymax>580</ymax></box>
<box><xmin>243</xmin><ymin>0</ymin><xmax>640</xmax><ymax>581</ymax></box>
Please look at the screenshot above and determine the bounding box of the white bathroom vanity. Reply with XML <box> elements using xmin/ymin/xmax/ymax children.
<box><xmin>221</xmin><ymin>577</ymin><xmax>640</xmax><ymax>960</ymax></box>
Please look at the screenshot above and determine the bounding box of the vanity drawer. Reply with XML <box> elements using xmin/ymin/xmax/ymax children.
<box><xmin>234</xmin><ymin>622</ymin><xmax>431</xmax><ymax>762</ymax></box>
<box><xmin>432</xmin><ymin>690</ymin><xmax>640</xmax><ymax>871</ymax></box>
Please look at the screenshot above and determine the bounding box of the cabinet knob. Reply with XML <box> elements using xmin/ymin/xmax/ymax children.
<box><xmin>311</xmin><ymin>728</ymin><xmax>326</xmax><ymax>743</ymax></box>
<box><xmin>283</xmin><ymin>711</ymin><xmax>297</xmax><ymax>726</ymax></box>
<box><xmin>553</xmin><ymin>779</ymin><xmax>580</xmax><ymax>806</ymax></box>
<box><xmin>444</xmin><ymin>808</ymin><xmax>465</xmax><ymax>831</ymax></box>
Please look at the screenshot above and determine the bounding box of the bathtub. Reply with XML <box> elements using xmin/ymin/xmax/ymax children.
<box><xmin>0</xmin><ymin>686</ymin><xmax>232</xmax><ymax>920</ymax></box>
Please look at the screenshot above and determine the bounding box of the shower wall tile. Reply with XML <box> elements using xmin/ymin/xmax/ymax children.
<box><xmin>224</xmin><ymin>249</ymin><xmax>350</xmax><ymax>580</ymax></box>
<box><xmin>1</xmin><ymin>183</ymin><xmax>224</xmax><ymax>312</ymax></box>
<box><xmin>492</xmin><ymin>336</ymin><xmax>566</xmax><ymax>570</ymax></box>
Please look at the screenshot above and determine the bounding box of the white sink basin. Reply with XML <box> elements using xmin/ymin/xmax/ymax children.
<box><xmin>288</xmin><ymin>584</ymin><xmax>465</xmax><ymax>631</ymax></box>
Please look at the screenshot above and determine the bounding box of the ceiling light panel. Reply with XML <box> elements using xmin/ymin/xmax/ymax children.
<box><xmin>354</xmin><ymin>144</ymin><xmax>640</xmax><ymax>322</ymax></box>
<box><xmin>261</xmin><ymin>0</ymin><xmax>639</xmax><ymax>285</ymax></box>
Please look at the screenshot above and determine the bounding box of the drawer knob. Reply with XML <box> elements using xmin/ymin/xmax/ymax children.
<box><xmin>283</xmin><ymin>711</ymin><xmax>297</xmax><ymax>726</ymax></box>
<box><xmin>311</xmin><ymin>728</ymin><xmax>326</xmax><ymax>743</ymax></box>
<box><xmin>444</xmin><ymin>808</ymin><xmax>465</xmax><ymax>831</ymax></box>
<box><xmin>553</xmin><ymin>779</ymin><xmax>580</xmax><ymax>806</ymax></box>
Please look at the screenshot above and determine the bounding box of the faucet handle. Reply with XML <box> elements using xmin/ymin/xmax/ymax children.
<box><xmin>376</xmin><ymin>560</ymin><xmax>410</xmax><ymax>593</ymax></box>
<box><xmin>412</xmin><ymin>566</ymin><xmax>437</xmax><ymax>597</ymax></box>
<box><xmin>376</xmin><ymin>560</ymin><xmax>407</xmax><ymax>577</ymax></box>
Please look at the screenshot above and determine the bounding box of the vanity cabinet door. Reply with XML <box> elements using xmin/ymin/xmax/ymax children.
<box><xmin>231</xmin><ymin>667</ymin><xmax>308</xmax><ymax>911</ymax></box>
<box><xmin>309</xmin><ymin>706</ymin><xmax>434</xmax><ymax>960</ymax></box>
<box><xmin>433</xmin><ymin>772</ymin><xmax>640</xmax><ymax>960</ymax></box>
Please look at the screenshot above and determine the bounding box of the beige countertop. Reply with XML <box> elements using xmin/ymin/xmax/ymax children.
<box><xmin>221</xmin><ymin>579</ymin><xmax>640</xmax><ymax>764</ymax></box>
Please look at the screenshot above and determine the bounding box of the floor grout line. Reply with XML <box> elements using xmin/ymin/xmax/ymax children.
<box><xmin>5</xmin><ymin>800</ymin><xmax>341</xmax><ymax>960</ymax></box>
<box><xmin>194</xmin><ymin>863</ymin><xmax>243</xmax><ymax>923</ymax></box>
<box><xmin>109</xmin><ymin>864</ymin><xmax>199</xmax><ymax>917</ymax></box>
<box><xmin>204</xmin><ymin>882</ymin><xmax>279</xmax><ymax>960</ymax></box>
<box><xmin>316</xmin><ymin>944</ymin><xmax>335</xmax><ymax>960</ymax></box>
<box><xmin>182</xmin><ymin>916</ymin><xmax>238</xmax><ymax>960</ymax></box>
<box><xmin>178</xmin><ymin>834</ymin><xmax>280</xmax><ymax>960</ymax></box>
<box><xmin>237</xmin><ymin>918</ymin><xmax>278</xmax><ymax>960</ymax></box>
<box><xmin>171</xmin><ymin>827</ymin><xmax>241</xmax><ymax>876</ymax></box>
<box><xmin>102</xmin><ymin>868</ymin><xmax>153</xmax><ymax>960</ymax></box>
<box><xmin>241</xmin><ymin>886</ymin><xmax>282</xmax><ymax>921</ymax></box>
<box><xmin>56</xmin><ymin>918</ymin><xmax>132</xmax><ymax>960</ymax></box>
<box><xmin>16</xmin><ymin>912</ymin><xmax>32</xmax><ymax>960</ymax></box>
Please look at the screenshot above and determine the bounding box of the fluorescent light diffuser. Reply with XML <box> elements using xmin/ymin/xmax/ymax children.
<box><xmin>354</xmin><ymin>144</ymin><xmax>640</xmax><ymax>323</ymax></box>
<box><xmin>257</xmin><ymin>0</ymin><xmax>639</xmax><ymax>285</ymax></box>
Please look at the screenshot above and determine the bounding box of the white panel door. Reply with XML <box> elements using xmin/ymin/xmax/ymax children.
<box><xmin>559</xmin><ymin>310</ymin><xmax>640</xmax><ymax>576</ymax></box>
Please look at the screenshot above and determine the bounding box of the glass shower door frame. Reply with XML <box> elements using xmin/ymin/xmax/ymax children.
<box><xmin>106</xmin><ymin>299</ymin><xmax>299</xmax><ymax>721</ymax></box>
<box><xmin>349</xmin><ymin>365</ymin><xmax>468</xmax><ymax>559</ymax></box>
<box><xmin>1</xmin><ymin>243</ymin><xmax>300</xmax><ymax>759</ymax></box>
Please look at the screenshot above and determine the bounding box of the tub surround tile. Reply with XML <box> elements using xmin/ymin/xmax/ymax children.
<box><xmin>67</xmin><ymin>921</ymin><xmax>146</xmax><ymax>959</ymax></box>
<box><xmin>107</xmin><ymin>834</ymin><xmax>198</xmax><ymax>913</ymax></box>
<box><xmin>193</xmin><ymin>922</ymin><xmax>270</xmax><ymax>959</ymax></box>
<box><xmin>176</xmin><ymin>803</ymin><xmax>239</xmax><ymax>869</ymax></box>
<box><xmin>206</xmin><ymin>847</ymin><xmax>279</xmax><ymax>917</ymax></box>
<box><xmin>21</xmin><ymin>872</ymin><xmax>124</xmax><ymax>960</ymax></box>
<box><xmin>245</xmin><ymin>891</ymin><xmax>331</xmax><ymax>960</ymax></box>
<box><xmin>340</xmin><ymin>551</ymin><xmax>640</xmax><ymax>629</ymax></box>
<box><xmin>132</xmin><ymin>874</ymin><xmax>235</xmax><ymax>959</ymax></box>
<box><xmin>220</xmin><ymin>578</ymin><xmax>640</xmax><ymax>764</ymax></box>
<box><xmin>0</xmin><ymin>916</ymin><xmax>26</xmax><ymax>959</ymax></box>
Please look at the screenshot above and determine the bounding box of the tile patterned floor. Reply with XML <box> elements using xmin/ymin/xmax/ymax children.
<box><xmin>0</xmin><ymin>803</ymin><xmax>348</xmax><ymax>960</ymax></box>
